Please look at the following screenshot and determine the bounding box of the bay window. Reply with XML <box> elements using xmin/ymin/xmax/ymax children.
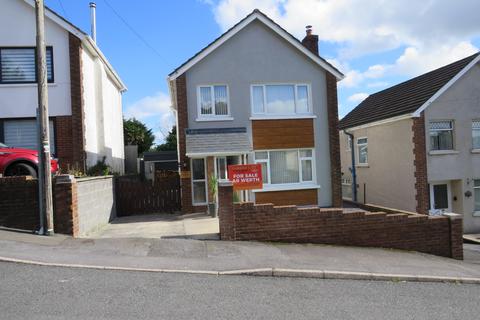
<box><xmin>191</xmin><ymin>158</ymin><xmax>207</xmax><ymax>205</ymax></box>
<box><xmin>430</xmin><ymin>121</ymin><xmax>454</xmax><ymax>151</ymax></box>
<box><xmin>473</xmin><ymin>120</ymin><xmax>480</xmax><ymax>150</ymax></box>
<box><xmin>251</xmin><ymin>84</ymin><xmax>311</xmax><ymax>115</ymax></box>
<box><xmin>0</xmin><ymin>47</ymin><xmax>53</xmax><ymax>84</ymax></box>
<box><xmin>357</xmin><ymin>138</ymin><xmax>368</xmax><ymax>165</ymax></box>
<box><xmin>197</xmin><ymin>85</ymin><xmax>229</xmax><ymax>118</ymax></box>
<box><xmin>254</xmin><ymin>149</ymin><xmax>314</xmax><ymax>185</ymax></box>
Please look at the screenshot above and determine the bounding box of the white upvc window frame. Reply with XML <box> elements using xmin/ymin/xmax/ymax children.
<box><xmin>472</xmin><ymin>120</ymin><xmax>480</xmax><ymax>150</ymax></box>
<box><xmin>356</xmin><ymin>137</ymin><xmax>368</xmax><ymax>165</ymax></box>
<box><xmin>429</xmin><ymin>181</ymin><xmax>452</xmax><ymax>214</ymax></box>
<box><xmin>429</xmin><ymin>120</ymin><xmax>454</xmax><ymax>151</ymax></box>
<box><xmin>254</xmin><ymin>148</ymin><xmax>316</xmax><ymax>186</ymax></box>
<box><xmin>196</xmin><ymin>84</ymin><xmax>231</xmax><ymax>120</ymax></box>
<box><xmin>190</xmin><ymin>158</ymin><xmax>208</xmax><ymax>206</ymax></box>
<box><xmin>474</xmin><ymin>179</ymin><xmax>480</xmax><ymax>213</ymax></box>
<box><xmin>250</xmin><ymin>83</ymin><xmax>312</xmax><ymax>116</ymax></box>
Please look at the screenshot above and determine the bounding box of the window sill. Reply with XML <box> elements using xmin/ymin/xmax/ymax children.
<box><xmin>250</xmin><ymin>115</ymin><xmax>316</xmax><ymax>120</ymax></box>
<box><xmin>429</xmin><ymin>150</ymin><xmax>459</xmax><ymax>156</ymax></box>
<box><xmin>356</xmin><ymin>164</ymin><xmax>369</xmax><ymax>168</ymax></box>
<box><xmin>195</xmin><ymin>117</ymin><xmax>234</xmax><ymax>122</ymax></box>
<box><xmin>471</xmin><ymin>149</ymin><xmax>480</xmax><ymax>154</ymax></box>
<box><xmin>253</xmin><ymin>183</ymin><xmax>320</xmax><ymax>193</ymax></box>
<box><xmin>0</xmin><ymin>83</ymin><xmax>57</xmax><ymax>88</ymax></box>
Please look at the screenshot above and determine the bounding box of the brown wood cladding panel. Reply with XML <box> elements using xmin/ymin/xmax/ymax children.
<box><xmin>252</xmin><ymin>119</ymin><xmax>314</xmax><ymax>149</ymax></box>
<box><xmin>255</xmin><ymin>189</ymin><xmax>318</xmax><ymax>206</ymax></box>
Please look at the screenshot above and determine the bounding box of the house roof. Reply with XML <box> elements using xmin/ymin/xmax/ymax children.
<box><xmin>339</xmin><ymin>52</ymin><xmax>480</xmax><ymax>130</ymax></box>
<box><xmin>22</xmin><ymin>0</ymin><xmax>127</xmax><ymax>92</ymax></box>
<box><xmin>167</xmin><ymin>9</ymin><xmax>344</xmax><ymax>81</ymax></box>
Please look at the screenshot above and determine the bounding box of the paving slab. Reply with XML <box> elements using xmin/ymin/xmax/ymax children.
<box><xmin>87</xmin><ymin>213</ymin><xmax>219</xmax><ymax>239</ymax></box>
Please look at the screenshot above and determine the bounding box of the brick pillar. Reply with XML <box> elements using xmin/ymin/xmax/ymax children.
<box><xmin>444</xmin><ymin>213</ymin><xmax>463</xmax><ymax>260</ymax></box>
<box><xmin>54</xmin><ymin>116</ymin><xmax>74</xmax><ymax>169</ymax></box>
<box><xmin>218</xmin><ymin>181</ymin><xmax>234</xmax><ymax>240</ymax></box>
<box><xmin>412</xmin><ymin>113</ymin><xmax>429</xmax><ymax>215</ymax></box>
<box><xmin>326</xmin><ymin>72</ymin><xmax>342</xmax><ymax>207</ymax></box>
<box><xmin>53</xmin><ymin>175</ymin><xmax>79</xmax><ymax>237</ymax></box>
<box><xmin>174</xmin><ymin>74</ymin><xmax>193</xmax><ymax>213</ymax></box>
<box><xmin>69</xmin><ymin>33</ymin><xmax>86</xmax><ymax>172</ymax></box>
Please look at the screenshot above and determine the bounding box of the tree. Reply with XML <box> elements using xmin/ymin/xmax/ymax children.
<box><xmin>123</xmin><ymin>118</ymin><xmax>155</xmax><ymax>155</ymax></box>
<box><xmin>153</xmin><ymin>126</ymin><xmax>177</xmax><ymax>151</ymax></box>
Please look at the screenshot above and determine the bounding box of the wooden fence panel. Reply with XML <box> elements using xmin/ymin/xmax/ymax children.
<box><xmin>115</xmin><ymin>172</ymin><xmax>181</xmax><ymax>216</ymax></box>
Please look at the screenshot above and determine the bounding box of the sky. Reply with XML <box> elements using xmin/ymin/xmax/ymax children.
<box><xmin>44</xmin><ymin>0</ymin><xmax>480</xmax><ymax>145</ymax></box>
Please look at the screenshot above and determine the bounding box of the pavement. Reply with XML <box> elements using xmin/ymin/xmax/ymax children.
<box><xmin>2</xmin><ymin>228</ymin><xmax>480</xmax><ymax>284</ymax></box>
<box><xmin>87</xmin><ymin>213</ymin><xmax>219</xmax><ymax>240</ymax></box>
<box><xmin>2</xmin><ymin>262</ymin><xmax>480</xmax><ymax>320</ymax></box>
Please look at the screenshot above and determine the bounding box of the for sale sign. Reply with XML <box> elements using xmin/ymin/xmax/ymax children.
<box><xmin>227</xmin><ymin>164</ymin><xmax>263</xmax><ymax>190</ymax></box>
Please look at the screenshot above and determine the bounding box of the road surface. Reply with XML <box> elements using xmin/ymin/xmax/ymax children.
<box><xmin>1</xmin><ymin>262</ymin><xmax>478</xmax><ymax>320</ymax></box>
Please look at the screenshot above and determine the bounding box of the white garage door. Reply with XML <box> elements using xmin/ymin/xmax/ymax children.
<box><xmin>4</xmin><ymin>120</ymin><xmax>55</xmax><ymax>154</ymax></box>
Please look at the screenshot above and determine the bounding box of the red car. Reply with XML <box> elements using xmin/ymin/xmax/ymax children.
<box><xmin>0</xmin><ymin>142</ymin><xmax>59</xmax><ymax>178</ymax></box>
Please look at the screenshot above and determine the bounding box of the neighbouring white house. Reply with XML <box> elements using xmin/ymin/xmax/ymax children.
<box><xmin>0</xmin><ymin>0</ymin><xmax>127</xmax><ymax>173</ymax></box>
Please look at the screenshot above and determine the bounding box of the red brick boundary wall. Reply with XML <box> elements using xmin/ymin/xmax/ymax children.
<box><xmin>218</xmin><ymin>182</ymin><xmax>463</xmax><ymax>260</ymax></box>
<box><xmin>0</xmin><ymin>177</ymin><xmax>39</xmax><ymax>230</ymax></box>
<box><xmin>0</xmin><ymin>175</ymin><xmax>114</xmax><ymax>237</ymax></box>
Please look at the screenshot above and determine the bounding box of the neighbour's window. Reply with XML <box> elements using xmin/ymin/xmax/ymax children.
<box><xmin>254</xmin><ymin>149</ymin><xmax>314</xmax><ymax>185</ymax></box>
<box><xmin>346</xmin><ymin>135</ymin><xmax>352</xmax><ymax>151</ymax></box>
<box><xmin>474</xmin><ymin>179</ymin><xmax>480</xmax><ymax>212</ymax></box>
<box><xmin>0</xmin><ymin>47</ymin><xmax>53</xmax><ymax>84</ymax></box>
<box><xmin>251</xmin><ymin>84</ymin><xmax>311</xmax><ymax>115</ymax></box>
<box><xmin>191</xmin><ymin>158</ymin><xmax>207</xmax><ymax>204</ymax></box>
<box><xmin>430</xmin><ymin>121</ymin><xmax>454</xmax><ymax>151</ymax></box>
<box><xmin>473</xmin><ymin>120</ymin><xmax>480</xmax><ymax>150</ymax></box>
<box><xmin>357</xmin><ymin>138</ymin><xmax>368</xmax><ymax>164</ymax></box>
<box><xmin>198</xmin><ymin>85</ymin><xmax>229</xmax><ymax>117</ymax></box>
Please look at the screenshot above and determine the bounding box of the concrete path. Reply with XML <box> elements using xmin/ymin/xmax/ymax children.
<box><xmin>1</xmin><ymin>229</ymin><xmax>480</xmax><ymax>283</ymax></box>
<box><xmin>87</xmin><ymin>213</ymin><xmax>219</xmax><ymax>240</ymax></box>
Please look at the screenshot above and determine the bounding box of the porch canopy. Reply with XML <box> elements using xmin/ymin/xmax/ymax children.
<box><xmin>185</xmin><ymin>127</ymin><xmax>252</xmax><ymax>157</ymax></box>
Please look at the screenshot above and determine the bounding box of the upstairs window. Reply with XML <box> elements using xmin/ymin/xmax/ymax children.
<box><xmin>430</xmin><ymin>121</ymin><xmax>454</xmax><ymax>151</ymax></box>
<box><xmin>251</xmin><ymin>84</ymin><xmax>311</xmax><ymax>115</ymax></box>
<box><xmin>357</xmin><ymin>137</ymin><xmax>368</xmax><ymax>164</ymax></box>
<box><xmin>0</xmin><ymin>47</ymin><xmax>53</xmax><ymax>84</ymax></box>
<box><xmin>473</xmin><ymin>120</ymin><xmax>480</xmax><ymax>150</ymax></box>
<box><xmin>198</xmin><ymin>85</ymin><xmax>229</xmax><ymax>118</ymax></box>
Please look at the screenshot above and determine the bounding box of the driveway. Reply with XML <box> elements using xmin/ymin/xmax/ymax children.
<box><xmin>88</xmin><ymin>213</ymin><xmax>219</xmax><ymax>240</ymax></box>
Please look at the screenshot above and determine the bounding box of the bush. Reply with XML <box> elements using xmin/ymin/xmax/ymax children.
<box><xmin>86</xmin><ymin>157</ymin><xmax>112</xmax><ymax>176</ymax></box>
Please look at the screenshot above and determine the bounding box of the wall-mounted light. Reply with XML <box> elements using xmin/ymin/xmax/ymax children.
<box><xmin>465</xmin><ymin>190</ymin><xmax>472</xmax><ymax>198</ymax></box>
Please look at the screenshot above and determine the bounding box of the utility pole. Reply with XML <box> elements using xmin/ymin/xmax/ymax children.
<box><xmin>35</xmin><ymin>0</ymin><xmax>54</xmax><ymax>235</ymax></box>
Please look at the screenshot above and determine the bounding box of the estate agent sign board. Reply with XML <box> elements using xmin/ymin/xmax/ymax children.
<box><xmin>227</xmin><ymin>164</ymin><xmax>263</xmax><ymax>190</ymax></box>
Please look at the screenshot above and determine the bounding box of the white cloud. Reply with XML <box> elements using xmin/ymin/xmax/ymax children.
<box><xmin>347</xmin><ymin>93</ymin><xmax>369</xmax><ymax>103</ymax></box>
<box><xmin>124</xmin><ymin>91</ymin><xmax>175</xmax><ymax>143</ymax></box>
<box><xmin>208</xmin><ymin>0</ymin><xmax>480</xmax><ymax>88</ymax></box>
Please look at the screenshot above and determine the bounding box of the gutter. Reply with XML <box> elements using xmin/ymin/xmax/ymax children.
<box><xmin>344</xmin><ymin>130</ymin><xmax>357</xmax><ymax>202</ymax></box>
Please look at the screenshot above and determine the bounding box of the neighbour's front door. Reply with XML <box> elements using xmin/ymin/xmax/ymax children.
<box><xmin>429</xmin><ymin>182</ymin><xmax>451</xmax><ymax>215</ymax></box>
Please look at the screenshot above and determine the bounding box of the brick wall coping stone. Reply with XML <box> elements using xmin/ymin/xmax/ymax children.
<box><xmin>76</xmin><ymin>175</ymin><xmax>114</xmax><ymax>183</ymax></box>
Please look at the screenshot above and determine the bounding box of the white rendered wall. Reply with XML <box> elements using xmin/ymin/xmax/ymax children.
<box><xmin>0</xmin><ymin>0</ymin><xmax>71</xmax><ymax>118</ymax></box>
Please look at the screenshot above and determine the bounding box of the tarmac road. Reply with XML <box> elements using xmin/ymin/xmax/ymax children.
<box><xmin>1</xmin><ymin>261</ymin><xmax>479</xmax><ymax>320</ymax></box>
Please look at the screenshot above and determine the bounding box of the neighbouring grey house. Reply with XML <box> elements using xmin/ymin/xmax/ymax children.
<box><xmin>339</xmin><ymin>52</ymin><xmax>480</xmax><ymax>233</ymax></box>
<box><xmin>167</xmin><ymin>9</ymin><xmax>344</xmax><ymax>213</ymax></box>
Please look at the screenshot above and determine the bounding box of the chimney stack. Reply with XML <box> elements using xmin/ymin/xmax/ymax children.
<box><xmin>89</xmin><ymin>2</ymin><xmax>97</xmax><ymax>43</ymax></box>
<box><xmin>302</xmin><ymin>25</ymin><xmax>319</xmax><ymax>55</ymax></box>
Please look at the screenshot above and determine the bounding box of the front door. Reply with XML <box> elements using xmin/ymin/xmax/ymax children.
<box><xmin>429</xmin><ymin>181</ymin><xmax>451</xmax><ymax>215</ymax></box>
